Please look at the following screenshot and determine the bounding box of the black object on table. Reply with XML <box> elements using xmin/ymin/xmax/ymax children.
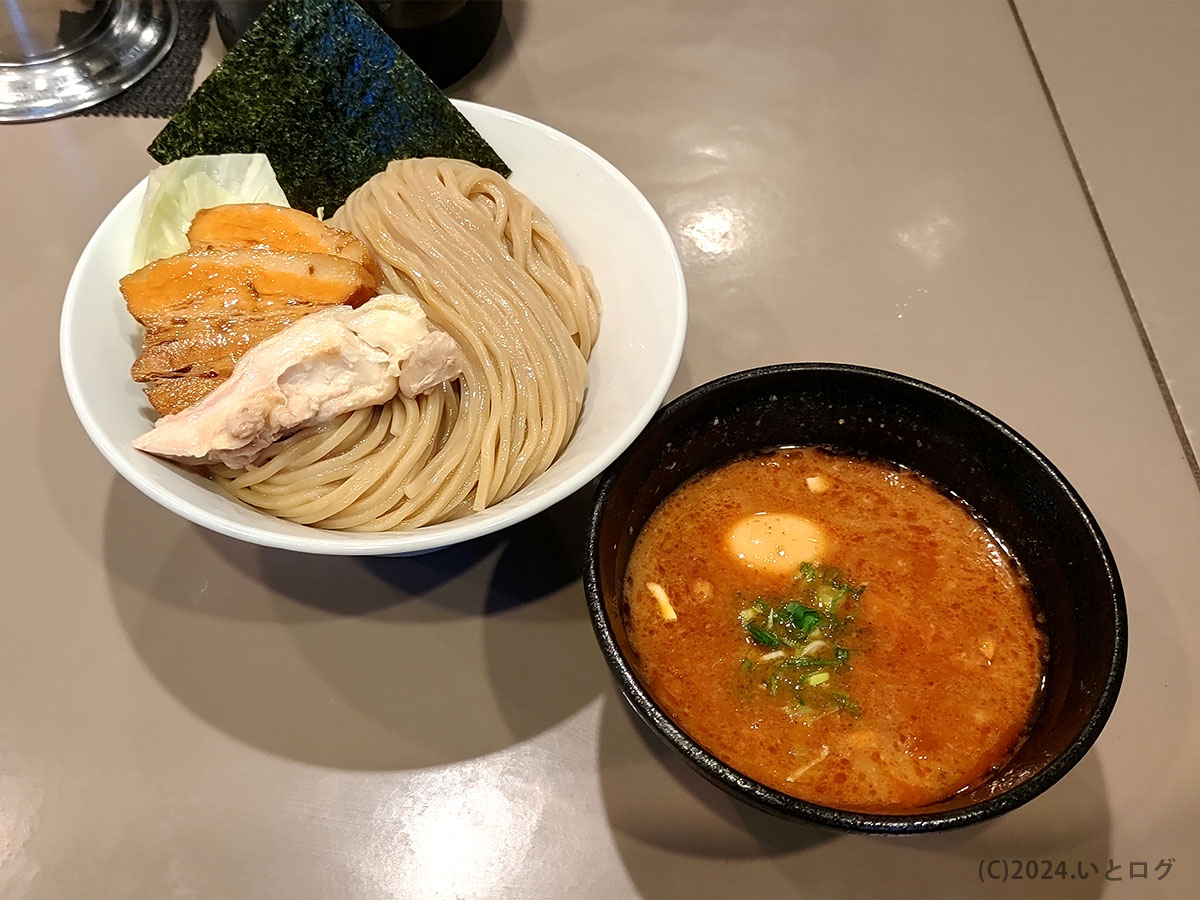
<box><xmin>215</xmin><ymin>0</ymin><xmax>502</xmax><ymax>88</ymax></box>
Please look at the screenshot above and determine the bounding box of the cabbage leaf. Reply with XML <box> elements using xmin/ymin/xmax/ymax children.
<box><xmin>130</xmin><ymin>153</ymin><xmax>290</xmax><ymax>269</ymax></box>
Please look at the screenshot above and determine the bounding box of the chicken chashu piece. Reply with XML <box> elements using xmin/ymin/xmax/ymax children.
<box><xmin>187</xmin><ymin>204</ymin><xmax>381</xmax><ymax>281</ymax></box>
<box><xmin>133</xmin><ymin>309</ymin><xmax>315</xmax><ymax>415</ymax></box>
<box><xmin>132</xmin><ymin>293</ymin><xmax>465</xmax><ymax>469</ymax></box>
<box><xmin>121</xmin><ymin>248</ymin><xmax>379</xmax><ymax>416</ymax></box>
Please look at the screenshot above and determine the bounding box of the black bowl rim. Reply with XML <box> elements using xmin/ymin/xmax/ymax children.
<box><xmin>584</xmin><ymin>362</ymin><xmax>1128</xmax><ymax>834</ymax></box>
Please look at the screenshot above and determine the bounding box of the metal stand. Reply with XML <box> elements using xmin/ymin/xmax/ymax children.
<box><xmin>0</xmin><ymin>0</ymin><xmax>178</xmax><ymax>122</ymax></box>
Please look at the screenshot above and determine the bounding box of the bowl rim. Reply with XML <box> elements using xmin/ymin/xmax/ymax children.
<box><xmin>584</xmin><ymin>361</ymin><xmax>1128</xmax><ymax>833</ymax></box>
<box><xmin>58</xmin><ymin>99</ymin><xmax>688</xmax><ymax>556</ymax></box>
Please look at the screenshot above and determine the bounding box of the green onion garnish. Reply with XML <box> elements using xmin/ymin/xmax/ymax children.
<box><xmin>746</xmin><ymin>623</ymin><xmax>780</xmax><ymax>648</ymax></box>
<box><xmin>737</xmin><ymin>560</ymin><xmax>867</xmax><ymax>717</ymax></box>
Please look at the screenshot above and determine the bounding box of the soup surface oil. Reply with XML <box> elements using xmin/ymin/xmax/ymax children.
<box><xmin>624</xmin><ymin>447</ymin><xmax>1045</xmax><ymax>813</ymax></box>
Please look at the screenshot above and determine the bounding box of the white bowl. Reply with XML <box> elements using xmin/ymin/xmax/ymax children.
<box><xmin>59</xmin><ymin>101</ymin><xmax>687</xmax><ymax>555</ymax></box>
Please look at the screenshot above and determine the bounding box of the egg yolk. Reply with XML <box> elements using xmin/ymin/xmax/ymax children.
<box><xmin>727</xmin><ymin>512</ymin><xmax>824</xmax><ymax>574</ymax></box>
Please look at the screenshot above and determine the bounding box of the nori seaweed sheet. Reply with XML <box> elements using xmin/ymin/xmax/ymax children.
<box><xmin>148</xmin><ymin>0</ymin><xmax>510</xmax><ymax>215</ymax></box>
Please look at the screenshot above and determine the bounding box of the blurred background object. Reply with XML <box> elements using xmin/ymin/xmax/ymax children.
<box><xmin>0</xmin><ymin>0</ymin><xmax>178</xmax><ymax>121</ymax></box>
<box><xmin>215</xmin><ymin>0</ymin><xmax>502</xmax><ymax>88</ymax></box>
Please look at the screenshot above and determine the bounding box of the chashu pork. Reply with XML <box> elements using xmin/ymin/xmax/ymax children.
<box><xmin>132</xmin><ymin>308</ymin><xmax>313</xmax><ymax>383</ymax></box>
<box><xmin>121</xmin><ymin>247</ymin><xmax>376</xmax><ymax>319</ymax></box>
<box><xmin>132</xmin><ymin>293</ymin><xmax>463</xmax><ymax>469</ymax></box>
<box><xmin>122</xmin><ymin>245</ymin><xmax>378</xmax><ymax>416</ymax></box>
<box><xmin>187</xmin><ymin>203</ymin><xmax>381</xmax><ymax>281</ymax></box>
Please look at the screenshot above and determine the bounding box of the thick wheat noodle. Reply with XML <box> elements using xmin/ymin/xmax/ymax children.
<box><xmin>258</xmin><ymin>404</ymin><xmax>402</xmax><ymax>521</ymax></box>
<box><xmin>213</xmin><ymin>404</ymin><xmax>391</xmax><ymax>511</ymax></box>
<box><xmin>207</xmin><ymin>158</ymin><xmax>600</xmax><ymax>531</ymax></box>
<box><xmin>323</xmin><ymin>391</ymin><xmax>448</xmax><ymax>529</ymax></box>
<box><xmin>410</xmin><ymin>195</ymin><xmax>574</xmax><ymax>501</ymax></box>
<box><xmin>400</xmin><ymin>177</ymin><xmax>531</xmax><ymax>501</ymax></box>
<box><xmin>365</xmin><ymin>162</ymin><xmax>584</xmax><ymax>507</ymax></box>
<box><xmin>244</xmin><ymin>406</ymin><xmax>392</xmax><ymax>490</ymax></box>
<box><xmin>219</xmin><ymin>408</ymin><xmax>373</xmax><ymax>485</ymax></box>
<box><xmin>322</xmin><ymin>394</ymin><xmax>442</xmax><ymax>529</ymax></box>
<box><xmin>359</xmin><ymin>179</ymin><xmax>498</xmax><ymax>499</ymax></box>
<box><xmin>402</xmin><ymin>163</ymin><xmax>589</xmax><ymax>495</ymax></box>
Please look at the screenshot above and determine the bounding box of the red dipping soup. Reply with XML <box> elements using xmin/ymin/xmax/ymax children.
<box><xmin>624</xmin><ymin>447</ymin><xmax>1046</xmax><ymax>813</ymax></box>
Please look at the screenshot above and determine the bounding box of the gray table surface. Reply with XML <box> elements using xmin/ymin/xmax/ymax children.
<box><xmin>2</xmin><ymin>1</ymin><xmax>1197</xmax><ymax>897</ymax></box>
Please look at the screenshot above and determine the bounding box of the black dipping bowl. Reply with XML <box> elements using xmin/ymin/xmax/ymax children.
<box><xmin>584</xmin><ymin>363</ymin><xmax>1127</xmax><ymax>834</ymax></box>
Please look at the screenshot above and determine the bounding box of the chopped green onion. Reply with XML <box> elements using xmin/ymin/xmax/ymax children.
<box><xmin>746</xmin><ymin>623</ymin><xmax>780</xmax><ymax>648</ymax></box>
<box><xmin>735</xmin><ymin>561</ymin><xmax>865</xmax><ymax>717</ymax></box>
<box><xmin>778</xmin><ymin>656</ymin><xmax>831</xmax><ymax>669</ymax></box>
<box><xmin>781</xmin><ymin>602</ymin><xmax>821</xmax><ymax>635</ymax></box>
<box><xmin>830</xmin><ymin>691</ymin><xmax>862</xmax><ymax>716</ymax></box>
<box><xmin>814</xmin><ymin>583</ymin><xmax>842</xmax><ymax>609</ymax></box>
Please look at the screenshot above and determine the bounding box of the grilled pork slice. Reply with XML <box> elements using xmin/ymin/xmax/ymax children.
<box><xmin>132</xmin><ymin>294</ymin><xmax>464</xmax><ymax>469</ymax></box>
<box><xmin>144</xmin><ymin>376</ymin><xmax>224</xmax><ymax>417</ymax></box>
<box><xmin>132</xmin><ymin>308</ymin><xmax>318</xmax><ymax>415</ymax></box>
<box><xmin>122</xmin><ymin>248</ymin><xmax>379</xmax><ymax>415</ymax></box>
<box><xmin>187</xmin><ymin>204</ymin><xmax>380</xmax><ymax>280</ymax></box>
<box><xmin>132</xmin><ymin>309</ymin><xmax>317</xmax><ymax>382</ymax></box>
<box><xmin>120</xmin><ymin>248</ymin><xmax>376</xmax><ymax>321</ymax></box>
